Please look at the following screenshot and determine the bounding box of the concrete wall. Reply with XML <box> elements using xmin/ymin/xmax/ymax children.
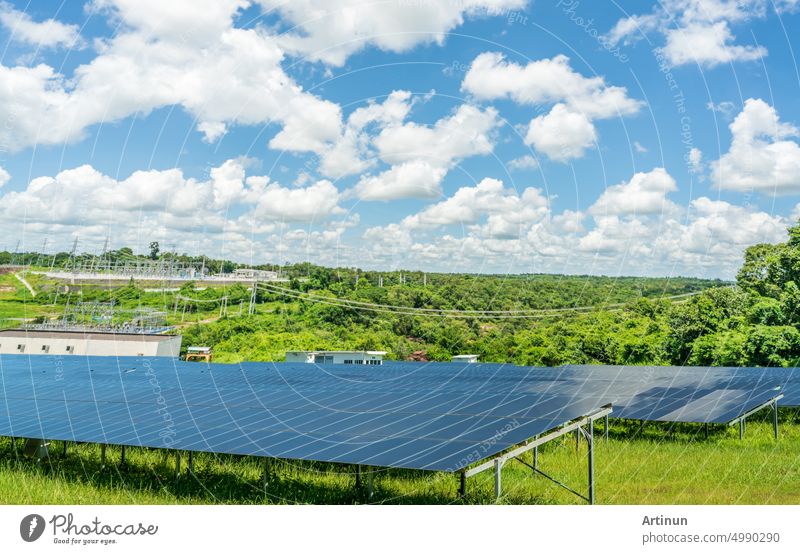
<box><xmin>0</xmin><ymin>335</ymin><xmax>182</xmax><ymax>357</ymax></box>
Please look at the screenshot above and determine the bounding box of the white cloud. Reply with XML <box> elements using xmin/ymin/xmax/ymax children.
<box><xmin>358</xmin><ymin>165</ymin><xmax>789</xmax><ymax>277</ymax></box>
<box><xmin>0</xmin><ymin>2</ymin><xmax>85</xmax><ymax>49</ymax></box>
<box><xmin>0</xmin><ymin>159</ymin><xmax>342</xmax><ymax>250</ymax></box>
<box><xmin>712</xmin><ymin>98</ymin><xmax>800</xmax><ymax>194</ymax></box>
<box><xmin>662</xmin><ymin>21</ymin><xmax>766</xmax><ymax>67</ymax></box>
<box><xmin>258</xmin><ymin>0</ymin><xmax>527</xmax><ymax>66</ymax></box>
<box><xmin>606</xmin><ymin>0</ymin><xmax>772</xmax><ymax>67</ymax></box>
<box><xmin>253</xmin><ymin>179</ymin><xmax>341</xmax><ymax>221</ymax></box>
<box><xmin>462</xmin><ymin>52</ymin><xmax>642</xmax><ymax>118</ymax></box>
<box><xmin>0</xmin><ymin>0</ymin><xmax>343</xmax><ymax>154</ymax></box>
<box><xmin>507</xmin><ymin>155</ymin><xmax>539</xmax><ymax>171</ymax></box>
<box><xmin>0</xmin><ymin>166</ymin><xmax>9</xmax><ymax>188</ymax></box>
<box><xmin>462</xmin><ymin>52</ymin><xmax>640</xmax><ymax>161</ymax></box>
<box><xmin>634</xmin><ymin>141</ymin><xmax>648</xmax><ymax>153</ymax></box>
<box><xmin>354</xmin><ymin>161</ymin><xmax>447</xmax><ymax>201</ymax></box>
<box><xmin>374</xmin><ymin>104</ymin><xmax>499</xmax><ymax>165</ymax></box>
<box><xmin>590</xmin><ymin>168</ymin><xmax>677</xmax><ymax>216</ymax></box>
<box><xmin>525</xmin><ymin>104</ymin><xmax>597</xmax><ymax>162</ymax></box>
<box><xmin>353</xmin><ymin>104</ymin><xmax>500</xmax><ymax>200</ymax></box>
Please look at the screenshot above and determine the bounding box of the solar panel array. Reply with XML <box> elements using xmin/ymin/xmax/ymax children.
<box><xmin>0</xmin><ymin>355</ymin><xmax>610</xmax><ymax>472</ymax></box>
<box><xmin>0</xmin><ymin>356</ymin><xmax>792</xmax><ymax>474</ymax></box>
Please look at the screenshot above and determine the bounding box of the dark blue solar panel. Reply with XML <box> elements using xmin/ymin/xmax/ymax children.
<box><xmin>0</xmin><ymin>355</ymin><xmax>610</xmax><ymax>472</ymax></box>
<box><xmin>562</xmin><ymin>364</ymin><xmax>789</xmax><ymax>420</ymax></box>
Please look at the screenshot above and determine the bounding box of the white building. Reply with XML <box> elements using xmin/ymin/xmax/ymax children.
<box><xmin>233</xmin><ymin>268</ymin><xmax>278</xmax><ymax>280</ymax></box>
<box><xmin>285</xmin><ymin>350</ymin><xmax>386</xmax><ymax>365</ymax></box>
<box><xmin>452</xmin><ymin>354</ymin><xmax>479</xmax><ymax>363</ymax></box>
<box><xmin>0</xmin><ymin>329</ymin><xmax>182</xmax><ymax>357</ymax></box>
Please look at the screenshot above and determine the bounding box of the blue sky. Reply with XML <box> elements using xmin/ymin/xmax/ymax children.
<box><xmin>1</xmin><ymin>0</ymin><xmax>800</xmax><ymax>278</ymax></box>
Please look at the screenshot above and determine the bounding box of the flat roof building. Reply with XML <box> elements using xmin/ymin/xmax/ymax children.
<box><xmin>0</xmin><ymin>329</ymin><xmax>182</xmax><ymax>358</ymax></box>
<box><xmin>285</xmin><ymin>350</ymin><xmax>386</xmax><ymax>365</ymax></box>
<box><xmin>452</xmin><ymin>354</ymin><xmax>479</xmax><ymax>363</ymax></box>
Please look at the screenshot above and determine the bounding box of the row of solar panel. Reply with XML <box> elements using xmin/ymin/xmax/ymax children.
<box><xmin>0</xmin><ymin>355</ymin><xmax>789</xmax><ymax>472</ymax></box>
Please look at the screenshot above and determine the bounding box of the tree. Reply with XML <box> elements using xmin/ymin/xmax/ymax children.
<box><xmin>149</xmin><ymin>241</ymin><xmax>160</xmax><ymax>260</ymax></box>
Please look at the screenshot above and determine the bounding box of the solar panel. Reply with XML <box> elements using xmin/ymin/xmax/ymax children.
<box><xmin>0</xmin><ymin>355</ymin><xmax>611</xmax><ymax>472</ymax></box>
<box><xmin>562</xmin><ymin>364</ymin><xmax>789</xmax><ymax>421</ymax></box>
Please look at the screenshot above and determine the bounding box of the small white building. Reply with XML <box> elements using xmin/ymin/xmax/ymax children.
<box><xmin>452</xmin><ymin>354</ymin><xmax>479</xmax><ymax>363</ymax></box>
<box><xmin>0</xmin><ymin>329</ymin><xmax>182</xmax><ymax>357</ymax></box>
<box><xmin>285</xmin><ymin>350</ymin><xmax>386</xmax><ymax>365</ymax></box>
<box><xmin>233</xmin><ymin>268</ymin><xmax>278</xmax><ymax>280</ymax></box>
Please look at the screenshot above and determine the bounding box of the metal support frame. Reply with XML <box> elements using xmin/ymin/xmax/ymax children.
<box><xmin>604</xmin><ymin>415</ymin><xmax>609</xmax><ymax>442</ymax></box>
<box><xmin>62</xmin><ymin>441</ymin><xmax>67</xmax><ymax>458</ymax></box>
<box><xmin>367</xmin><ymin>468</ymin><xmax>374</xmax><ymax>500</ymax></box>
<box><xmin>773</xmin><ymin>401</ymin><xmax>779</xmax><ymax>440</ymax></box>
<box><xmin>463</xmin><ymin>405</ymin><xmax>612</xmax><ymax>504</ymax></box>
<box><xmin>175</xmin><ymin>451</ymin><xmax>181</xmax><ymax>479</ymax></box>
<box><xmin>100</xmin><ymin>444</ymin><xmax>106</xmax><ymax>467</ymax></box>
<box><xmin>728</xmin><ymin>394</ymin><xmax>783</xmax><ymax>441</ymax></box>
<box><xmin>355</xmin><ymin>464</ymin><xmax>362</xmax><ymax>489</ymax></box>
<box><xmin>120</xmin><ymin>445</ymin><xmax>126</xmax><ymax>465</ymax></box>
<box><xmin>458</xmin><ymin>471</ymin><xmax>466</xmax><ymax>498</ymax></box>
<box><xmin>188</xmin><ymin>451</ymin><xmax>194</xmax><ymax>474</ymax></box>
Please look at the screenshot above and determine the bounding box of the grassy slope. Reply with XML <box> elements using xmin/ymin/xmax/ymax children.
<box><xmin>2</xmin><ymin>420</ymin><xmax>798</xmax><ymax>505</ymax></box>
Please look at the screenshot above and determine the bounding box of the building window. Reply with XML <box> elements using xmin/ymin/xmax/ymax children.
<box><xmin>41</xmin><ymin>345</ymin><xmax>50</xmax><ymax>353</ymax></box>
<box><xmin>65</xmin><ymin>345</ymin><xmax>74</xmax><ymax>353</ymax></box>
<box><xmin>354</xmin><ymin>359</ymin><xmax>363</xmax><ymax>365</ymax></box>
<box><xmin>17</xmin><ymin>344</ymin><xmax>25</xmax><ymax>352</ymax></box>
<box><xmin>367</xmin><ymin>359</ymin><xmax>381</xmax><ymax>365</ymax></box>
<box><xmin>344</xmin><ymin>359</ymin><xmax>353</xmax><ymax>364</ymax></box>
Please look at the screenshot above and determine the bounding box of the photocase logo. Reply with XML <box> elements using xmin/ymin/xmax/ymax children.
<box><xmin>20</xmin><ymin>514</ymin><xmax>45</xmax><ymax>542</ymax></box>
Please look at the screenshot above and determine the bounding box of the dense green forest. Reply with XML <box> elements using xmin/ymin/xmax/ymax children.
<box><xmin>4</xmin><ymin>222</ymin><xmax>800</xmax><ymax>367</ymax></box>
<box><xmin>180</xmin><ymin>223</ymin><xmax>800</xmax><ymax>367</ymax></box>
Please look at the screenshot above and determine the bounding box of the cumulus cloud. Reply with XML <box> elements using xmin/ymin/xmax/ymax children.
<box><xmin>662</xmin><ymin>21</ymin><xmax>765</xmax><ymax>67</ymax></box>
<box><xmin>525</xmin><ymin>104</ymin><xmax>596</xmax><ymax>162</ymax></box>
<box><xmin>258</xmin><ymin>0</ymin><xmax>527</xmax><ymax>66</ymax></box>
<box><xmin>605</xmin><ymin>0</ymin><xmax>771</xmax><ymax>67</ymax></box>
<box><xmin>0</xmin><ymin>166</ymin><xmax>9</xmax><ymax>188</ymax></box>
<box><xmin>353</xmin><ymin>104</ymin><xmax>500</xmax><ymax>200</ymax></box>
<box><xmin>462</xmin><ymin>52</ymin><xmax>642</xmax><ymax>118</ymax></box>
<box><xmin>590</xmin><ymin>168</ymin><xmax>677</xmax><ymax>216</ymax></box>
<box><xmin>0</xmin><ymin>0</ymin><xmax>342</xmax><ymax>153</ymax></box>
<box><xmin>462</xmin><ymin>52</ymin><xmax>641</xmax><ymax>161</ymax></box>
<box><xmin>0</xmin><ymin>159</ymin><xmax>343</xmax><ymax>255</ymax></box>
<box><xmin>507</xmin><ymin>155</ymin><xmax>539</xmax><ymax>171</ymax></box>
<box><xmin>712</xmin><ymin>98</ymin><xmax>800</xmax><ymax>194</ymax></box>
<box><xmin>0</xmin><ymin>2</ymin><xmax>85</xmax><ymax>49</ymax></box>
<box><xmin>360</xmin><ymin>167</ymin><xmax>789</xmax><ymax>277</ymax></box>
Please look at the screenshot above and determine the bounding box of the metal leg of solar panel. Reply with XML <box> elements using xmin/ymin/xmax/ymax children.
<box><xmin>494</xmin><ymin>459</ymin><xmax>502</xmax><ymax>501</ymax></box>
<box><xmin>188</xmin><ymin>451</ymin><xmax>194</xmax><ymax>474</ymax></box>
<box><xmin>604</xmin><ymin>415</ymin><xmax>609</xmax><ymax>442</ymax></box>
<box><xmin>458</xmin><ymin>471</ymin><xmax>466</xmax><ymax>498</ymax></box>
<box><xmin>773</xmin><ymin>400</ymin><xmax>779</xmax><ymax>439</ymax></box>
<box><xmin>62</xmin><ymin>441</ymin><xmax>67</xmax><ymax>458</ymax></box>
<box><xmin>355</xmin><ymin>464</ymin><xmax>362</xmax><ymax>490</ymax></box>
<box><xmin>588</xmin><ymin>422</ymin><xmax>594</xmax><ymax>505</ymax></box>
<box><xmin>175</xmin><ymin>451</ymin><xmax>181</xmax><ymax>480</ymax></box>
<box><xmin>367</xmin><ymin>468</ymin><xmax>374</xmax><ymax>500</ymax></box>
<box><xmin>120</xmin><ymin>445</ymin><xmax>126</xmax><ymax>466</ymax></box>
<box><xmin>101</xmin><ymin>444</ymin><xmax>106</xmax><ymax>468</ymax></box>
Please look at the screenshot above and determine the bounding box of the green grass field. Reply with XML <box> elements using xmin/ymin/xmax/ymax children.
<box><xmin>2</xmin><ymin>418</ymin><xmax>799</xmax><ymax>505</ymax></box>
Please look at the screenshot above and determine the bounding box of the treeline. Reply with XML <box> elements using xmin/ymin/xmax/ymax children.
<box><xmin>184</xmin><ymin>224</ymin><xmax>800</xmax><ymax>368</ymax></box>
